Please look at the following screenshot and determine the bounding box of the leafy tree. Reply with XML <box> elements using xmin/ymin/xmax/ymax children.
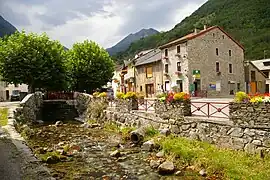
<box><xmin>67</xmin><ymin>40</ymin><xmax>115</xmax><ymax>93</ymax></box>
<box><xmin>0</xmin><ymin>31</ymin><xmax>68</xmax><ymax>92</ymax></box>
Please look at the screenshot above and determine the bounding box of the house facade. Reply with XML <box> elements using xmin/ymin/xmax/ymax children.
<box><xmin>244</xmin><ymin>61</ymin><xmax>266</xmax><ymax>94</ymax></box>
<box><xmin>159</xmin><ymin>26</ymin><xmax>245</xmax><ymax>97</ymax></box>
<box><xmin>134</xmin><ymin>49</ymin><xmax>162</xmax><ymax>98</ymax></box>
<box><xmin>0</xmin><ymin>81</ymin><xmax>28</xmax><ymax>101</ymax></box>
<box><xmin>251</xmin><ymin>59</ymin><xmax>270</xmax><ymax>93</ymax></box>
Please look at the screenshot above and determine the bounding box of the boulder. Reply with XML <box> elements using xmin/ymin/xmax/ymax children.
<box><xmin>46</xmin><ymin>156</ymin><xmax>59</xmax><ymax>164</ymax></box>
<box><xmin>158</xmin><ymin>161</ymin><xmax>175</xmax><ymax>174</ymax></box>
<box><xmin>159</xmin><ymin>128</ymin><xmax>171</xmax><ymax>136</ymax></box>
<box><xmin>199</xmin><ymin>169</ymin><xmax>207</xmax><ymax>177</ymax></box>
<box><xmin>141</xmin><ymin>140</ymin><xmax>155</xmax><ymax>151</ymax></box>
<box><xmin>150</xmin><ymin>160</ymin><xmax>160</xmax><ymax>169</ymax></box>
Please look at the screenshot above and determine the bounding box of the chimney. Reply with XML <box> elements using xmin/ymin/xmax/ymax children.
<box><xmin>194</xmin><ymin>28</ymin><xmax>198</xmax><ymax>34</ymax></box>
<box><xmin>204</xmin><ymin>25</ymin><xmax>207</xmax><ymax>30</ymax></box>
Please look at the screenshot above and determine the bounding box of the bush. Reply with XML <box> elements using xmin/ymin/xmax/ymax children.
<box><xmin>136</xmin><ymin>92</ymin><xmax>145</xmax><ymax>99</ymax></box>
<box><xmin>116</xmin><ymin>92</ymin><xmax>125</xmax><ymax>99</ymax></box>
<box><xmin>98</xmin><ymin>92</ymin><xmax>107</xmax><ymax>97</ymax></box>
<box><xmin>123</xmin><ymin>91</ymin><xmax>137</xmax><ymax>100</ymax></box>
<box><xmin>93</xmin><ymin>92</ymin><xmax>100</xmax><ymax>97</ymax></box>
<box><xmin>156</xmin><ymin>93</ymin><xmax>167</xmax><ymax>102</ymax></box>
<box><xmin>234</xmin><ymin>91</ymin><xmax>249</xmax><ymax>102</ymax></box>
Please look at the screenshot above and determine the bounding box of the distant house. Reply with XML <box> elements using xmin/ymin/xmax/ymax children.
<box><xmin>251</xmin><ymin>59</ymin><xmax>270</xmax><ymax>93</ymax></box>
<box><xmin>159</xmin><ymin>25</ymin><xmax>245</xmax><ymax>97</ymax></box>
<box><xmin>0</xmin><ymin>80</ymin><xmax>28</xmax><ymax>101</ymax></box>
<box><xmin>244</xmin><ymin>61</ymin><xmax>267</xmax><ymax>94</ymax></box>
<box><xmin>134</xmin><ymin>49</ymin><xmax>162</xmax><ymax>97</ymax></box>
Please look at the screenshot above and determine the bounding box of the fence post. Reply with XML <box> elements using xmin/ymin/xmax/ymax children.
<box><xmin>145</xmin><ymin>99</ymin><xmax>148</xmax><ymax>111</ymax></box>
<box><xmin>207</xmin><ymin>103</ymin><xmax>210</xmax><ymax>118</ymax></box>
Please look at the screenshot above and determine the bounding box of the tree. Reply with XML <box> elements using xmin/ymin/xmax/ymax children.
<box><xmin>0</xmin><ymin>31</ymin><xmax>68</xmax><ymax>92</ymax></box>
<box><xmin>67</xmin><ymin>40</ymin><xmax>115</xmax><ymax>93</ymax></box>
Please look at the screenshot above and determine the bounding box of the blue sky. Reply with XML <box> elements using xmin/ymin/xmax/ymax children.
<box><xmin>0</xmin><ymin>0</ymin><xmax>207</xmax><ymax>48</ymax></box>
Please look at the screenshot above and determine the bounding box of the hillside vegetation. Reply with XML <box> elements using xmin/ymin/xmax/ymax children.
<box><xmin>114</xmin><ymin>0</ymin><xmax>270</xmax><ymax>64</ymax></box>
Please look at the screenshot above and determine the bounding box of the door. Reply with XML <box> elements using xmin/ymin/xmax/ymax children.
<box><xmin>6</xmin><ymin>90</ymin><xmax>9</xmax><ymax>100</ymax></box>
<box><xmin>146</xmin><ymin>84</ymin><xmax>154</xmax><ymax>98</ymax></box>
<box><xmin>176</xmin><ymin>80</ymin><xmax>183</xmax><ymax>92</ymax></box>
<box><xmin>250</xmin><ymin>82</ymin><xmax>257</xmax><ymax>94</ymax></box>
<box><xmin>266</xmin><ymin>84</ymin><xmax>269</xmax><ymax>93</ymax></box>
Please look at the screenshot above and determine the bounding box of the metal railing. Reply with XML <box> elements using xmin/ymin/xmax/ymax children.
<box><xmin>191</xmin><ymin>101</ymin><xmax>229</xmax><ymax>118</ymax></box>
<box><xmin>137</xmin><ymin>98</ymin><xmax>156</xmax><ymax>112</ymax></box>
<box><xmin>44</xmin><ymin>92</ymin><xmax>74</xmax><ymax>100</ymax></box>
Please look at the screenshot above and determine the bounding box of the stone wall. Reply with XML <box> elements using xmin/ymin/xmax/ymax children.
<box><xmin>155</xmin><ymin>100</ymin><xmax>191</xmax><ymax>120</ymax></box>
<box><xmin>14</xmin><ymin>92</ymin><xmax>43</xmax><ymax>123</ymax></box>
<box><xmin>100</xmin><ymin>109</ymin><xmax>270</xmax><ymax>154</ymax></box>
<box><xmin>230</xmin><ymin>102</ymin><xmax>270</xmax><ymax>126</ymax></box>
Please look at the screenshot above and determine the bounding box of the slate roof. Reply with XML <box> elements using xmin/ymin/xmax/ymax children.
<box><xmin>251</xmin><ymin>59</ymin><xmax>270</xmax><ymax>71</ymax></box>
<box><xmin>134</xmin><ymin>49</ymin><xmax>161</xmax><ymax>66</ymax></box>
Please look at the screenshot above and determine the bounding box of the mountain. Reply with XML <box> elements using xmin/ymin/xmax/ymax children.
<box><xmin>0</xmin><ymin>15</ymin><xmax>17</xmax><ymax>38</ymax></box>
<box><xmin>107</xmin><ymin>28</ymin><xmax>159</xmax><ymax>56</ymax></box>
<box><xmin>114</xmin><ymin>0</ymin><xmax>270</xmax><ymax>63</ymax></box>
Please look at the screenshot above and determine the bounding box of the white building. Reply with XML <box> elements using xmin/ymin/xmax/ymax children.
<box><xmin>0</xmin><ymin>82</ymin><xmax>28</xmax><ymax>101</ymax></box>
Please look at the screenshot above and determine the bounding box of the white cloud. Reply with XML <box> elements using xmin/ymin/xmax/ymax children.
<box><xmin>1</xmin><ymin>0</ymin><xmax>208</xmax><ymax>48</ymax></box>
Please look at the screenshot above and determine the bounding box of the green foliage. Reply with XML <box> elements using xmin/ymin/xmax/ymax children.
<box><xmin>0</xmin><ymin>31</ymin><xmax>69</xmax><ymax>91</ymax></box>
<box><xmin>114</xmin><ymin>0</ymin><xmax>270</xmax><ymax>63</ymax></box>
<box><xmin>67</xmin><ymin>40</ymin><xmax>115</xmax><ymax>92</ymax></box>
<box><xmin>119</xmin><ymin>126</ymin><xmax>136</xmax><ymax>142</ymax></box>
<box><xmin>0</xmin><ymin>108</ymin><xmax>8</xmax><ymax>126</ymax></box>
<box><xmin>104</xmin><ymin>122</ymin><xmax>120</xmax><ymax>132</ymax></box>
<box><xmin>234</xmin><ymin>91</ymin><xmax>249</xmax><ymax>102</ymax></box>
<box><xmin>40</xmin><ymin>151</ymin><xmax>61</xmax><ymax>163</ymax></box>
<box><xmin>145</xmin><ymin>126</ymin><xmax>159</xmax><ymax>139</ymax></box>
<box><xmin>156</xmin><ymin>136</ymin><xmax>270</xmax><ymax>179</ymax></box>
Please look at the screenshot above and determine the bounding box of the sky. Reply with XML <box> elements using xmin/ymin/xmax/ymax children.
<box><xmin>0</xmin><ymin>0</ymin><xmax>208</xmax><ymax>49</ymax></box>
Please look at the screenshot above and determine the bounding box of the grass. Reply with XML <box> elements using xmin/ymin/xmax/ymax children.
<box><xmin>0</xmin><ymin>108</ymin><xmax>8</xmax><ymax>126</ymax></box>
<box><xmin>155</xmin><ymin>135</ymin><xmax>270</xmax><ymax>179</ymax></box>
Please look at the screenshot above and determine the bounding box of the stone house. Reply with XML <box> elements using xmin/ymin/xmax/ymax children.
<box><xmin>251</xmin><ymin>59</ymin><xmax>270</xmax><ymax>93</ymax></box>
<box><xmin>0</xmin><ymin>80</ymin><xmax>28</xmax><ymax>101</ymax></box>
<box><xmin>159</xmin><ymin>25</ymin><xmax>245</xmax><ymax>97</ymax></box>
<box><xmin>134</xmin><ymin>49</ymin><xmax>163</xmax><ymax>97</ymax></box>
<box><xmin>244</xmin><ymin>61</ymin><xmax>266</xmax><ymax>94</ymax></box>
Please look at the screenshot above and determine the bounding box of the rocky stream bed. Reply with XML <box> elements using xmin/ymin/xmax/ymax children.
<box><xmin>21</xmin><ymin>121</ymin><xmax>209</xmax><ymax>180</ymax></box>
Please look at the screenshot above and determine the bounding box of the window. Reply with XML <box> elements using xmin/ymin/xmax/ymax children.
<box><xmin>216</xmin><ymin>62</ymin><xmax>220</xmax><ymax>72</ymax></box>
<box><xmin>14</xmin><ymin>83</ymin><xmax>18</xmax><ymax>88</ymax></box>
<box><xmin>251</xmin><ymin>71</ymin><xmax>256</xmax><ymax>81</ymax></box>
<box><xmin>165</xmin><ymin>64</ymin><xmax>169</xmax><ymax>73</ymax></box>
<box><xmin>176</xmin><ymin>80</ymin><xmax>183</xmax><ymax>92</ymax></box>
<box><xmin>216</xmin><ymin>48</ymin><xmax>219</xmax><ymax>56</ymax></box>
<box><xmin>222</xmin><ymin>35</ymin><xmax>225</xmax><ymax>39</ymax></box>
<box><xmin>266</xmin><ymin>84</ymin><xmax>269</xmax><ymax>93</ymax></box>
<box><xmin>176</xmin><ymin>45</ymin><xmax>180</xmax><ymax>53</ymax></box>
<box><xmin>229</xmin><ymin>64</ymin><xmax>233</xmax><ymax>73</ymax></box>
<box><xmin>140</xmin><ymin>86</ymin><xmax>143</xmax><ymax>91</ymax></box>
<box><xmin>213</xmin><ymin>33</ymin><xmax>215</xmax><ymax>37</ymax></box>
<box><xmin>146</xmin><ymin>66</ymin><xmax>153</xmax><ymax>78</ymax></box>
<box><xmin>229</xmin><ymin>50</ymin><xmax>232</xmax><ymax>56</ymax></box>
<box><xmin>164</xmin><ymin>49</ymin><xmax>168</xmax><ymax>57</ymax></box>
<box><xmin>177</xmin><ymin>62</ymin><xmax>181</xmax><ymax>72</ymax></box>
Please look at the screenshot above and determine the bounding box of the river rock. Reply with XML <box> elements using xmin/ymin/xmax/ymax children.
<box><xmin>199</xmin><ymin>169</ymin><xmax>207</xmax><ymax>176</ymax></box>
<box><xmin>150</xmin><ymin>160</ymin><xmax>160</xmax><ymax>169</ymax></box>
<box><xmin>110</xmin><ymin>150</ymin><xmax>121</xmax><ymax>158</ymax></box>
<box><xmin>156</xmin><ymin>151</ymin><xmax>165</xmax><ymax>158</ymax></box>
<box><xmin>55</xmin><ymin>121</ymin><xmax>64</xmax><ymax>127</ymax></box>
<box><xmin>158</xmin><ymin>161</ymin><xmax>175</xmax><ymax>174</ymax></box>
<box><xmin>159</xmin><ymin>128</ymin><xmax>171</xmax><ymax>136</ymax></box>
<box><xmin>141</xmin><ymin>140</ymin><xmax>155</xmax><ymax>151</ymax></box>
<box><xmin>46</xmin><ymin>156</ymin><xmax>59</xmax><ymax>164</ymax></box>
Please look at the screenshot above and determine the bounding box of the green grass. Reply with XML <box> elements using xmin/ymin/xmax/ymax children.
<box><xmin>156</xmin><ymin>135</ymin><xmax>270</xmax><ymax>179</ymax></box>
<box><xmin>0</xmin><ymin>108</ymin><xmax>8</xmax><ymax>126</ymax></box>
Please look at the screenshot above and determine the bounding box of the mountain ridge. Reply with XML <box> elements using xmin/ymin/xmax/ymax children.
<box><xmin>106</xmin><ymin>28</ymin><xmax>159</xmax><ymax>56</ymax></box>
<box><xmin>113</xmin><ymin>0</ymin><xmax>270</xmax><ymax>63</ymax></box>
<box><xmin>0</xmin><ymin>15</ymin><xmax>17</xmax><ymax>38</ymax></box>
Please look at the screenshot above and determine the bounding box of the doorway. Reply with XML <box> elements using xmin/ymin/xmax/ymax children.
<box><xmin>193</xmin><ymin>80</ymin><xmax>201</xmax><ymax>96</ymax></box>
<box><xmin>6</xmin><ymin>90</ymin><xmax>9</xmax><ymax>100</ymax></box>
<box><xmin>146</xmin><ymin>84</ymin><xmax>154</xmax><ymax>98</ymax></box>
<box><xmin>176</xmin><ymin>80</ymin><xmax>183</xmax><ymax>92</ymax></box>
